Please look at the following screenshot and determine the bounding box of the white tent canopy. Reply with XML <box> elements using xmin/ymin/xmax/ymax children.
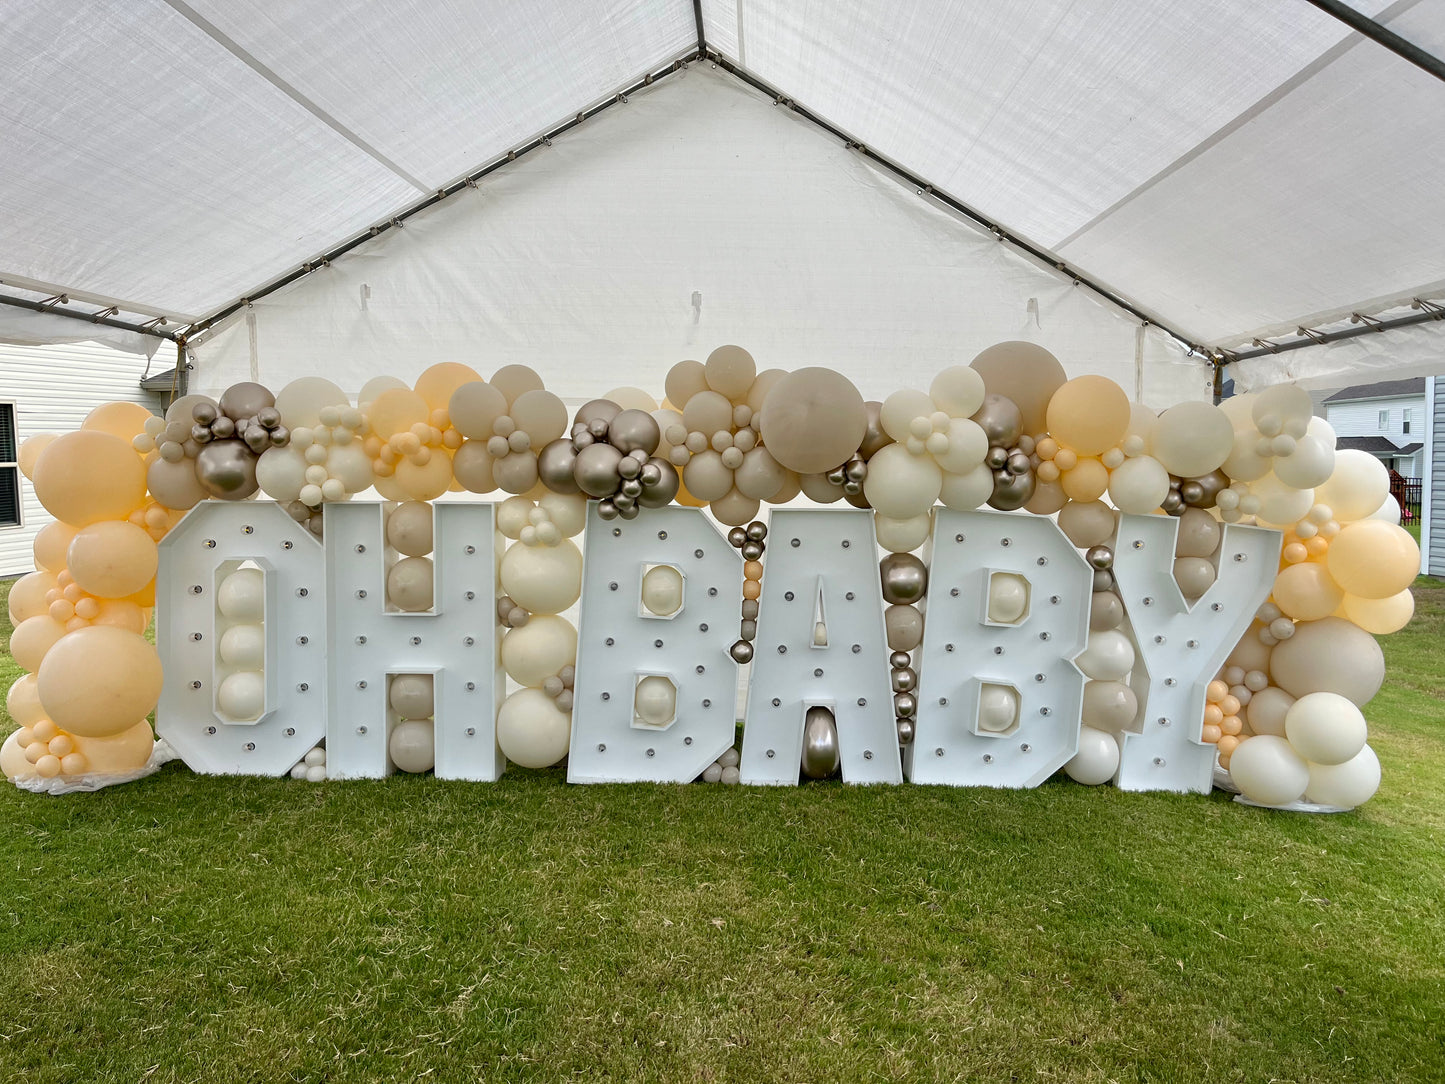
<box><xmin>2</xmin><ymin>0</ymin><xmax>1443</xmax><ymax>393</ymax></box>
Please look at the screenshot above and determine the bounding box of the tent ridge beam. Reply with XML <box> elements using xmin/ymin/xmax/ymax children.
<box><xmin>190</xmin><ymin>47</ymin><xmax>704</xmax><ymax>337</ymax></box>
<box><xmin>1302</xmin><ymin>0</ymin><xmax>1445</xmax><ymax>84</ymax></box>
<box><xmin>0</xmin><ymin>290</ymin><xmax>180</xmax><ymax>342</ymax></box>
<box><xmin>704</xmin><ymin>51</ymin><xmax>1213</xmax><ymax>362</ymax></box>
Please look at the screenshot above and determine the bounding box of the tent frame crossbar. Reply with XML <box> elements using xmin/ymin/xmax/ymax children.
<box><xmin>0</xmin><ymin>289</ymin><xmax>181</xmax><ymax>342</ymax></box>
<box><xmin>1304</xmin><ymin>0</ymin><xmax>1445</xmax><ymax>84</ymax></box>
<box><xmin>1221</xmin><ymin>299</ymin><xmax>1445</xmax><ymax>362</ymax></box>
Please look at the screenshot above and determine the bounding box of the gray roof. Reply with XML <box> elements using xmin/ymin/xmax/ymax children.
<box><xmin>1323</xmin><ymin>377</ymin><xmax>1426</xmax><ymax>403</ymax></box>
<box><xmin>1335</xmin><ymin>436</ymin><xmax>1423</xmax><ymax>456</ymax></box>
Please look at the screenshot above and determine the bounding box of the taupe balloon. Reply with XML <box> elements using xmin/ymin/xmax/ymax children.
<box><xmin>573</xmin><ymin>442</ymin><xmax>624</xmax><ymax>497</ymax></box>
<box><xmin>729</xmin><ymin>639</ymin><xmax>754</xmax><ymax>664</ymax></box>
<box><xmin>988</xmin><ymin>467</ymin><xmax>1036</xmax><ymax>511</ymax></box>
<box><xmin>195</xmin><ymin>439</ymin><xmax>258</xmax><ymax>500</ymax></box>
<box><xmin>537</xmin><ymin>438</ymin><xmax>581</xmax><ymax>494</ymax></box>
<box><xmin>891</xmin><ymin>667</ymin><xmax>917</xmax><ymax>693</ymax></box>
<box><xmin>880</xmin><ymin>552</ymin><xmax>928</xmax><ymax>605</ymax></box>
<box><xmin>968</xmin><ymin>341</ymin><xmax>1067</xmax><ymax>437</ymax></box>
<box><xmin>1175</xmin><ymin>507</ymin><xmax>1222</xmax><ymax>559</ymax></box>
<box><xmin>972</xmin><ymin>394</ymin><xmax>1023</xmax><ymax>448</ymax></box>
<box><xmin>1089</xmin><ymin>590</ymin><xmax>1124</xmax><ymax>631</ymax></box>
<box><xmin>885</xmin><ymin>604</ymin><xmax>924</xmax><ymax>651</ymax></box>
<box><xmin>607</xmin><ymin>409</ymin><xmax>660</xmax><ymax>456</ymax></box>
<box><xmin>493</xmin><ymin>451</ymin><xmax>539</xmax><ymax>494</ymax></box>
<box><xmin>741</xmin><ymin>599</ymin><xmax>760</xmax><ymax>620</ymax></box>
<box><xmin>575</xmin><ymin>399</ymin><xmax>622</xmax><ymax>428</ymax></box>
<box><xmin>801</xmin><ymin>706</ymin><xmax>841</xmax><ymax>779</ymax></box>
<box><xmin>1092</xmin><ymin>569</ymin><xmax>1115</xmax><ymax>592</ymax></box>
<box><xmin>146</xmin><ymin>455</ymin><xmax>208</xmax><ymax>510</ymax></box>
<box><xmin>843</xmin><ymin>487</ymin><xmax>871</xmax><ymax>510</ymax></box>
<box><xmin>894</xmin><ymin>692</ymin><xmax>917</xmax><ymax>719</ymax></box>
<box><xmin>860</xmin><ymin>401</ymin><xmax>893</xmax><ymax>461</ymax></box>
<box><xmin>638</xmin><ymin>458</ymin><xmax>679</xmax><ymax>507</ymax></box>
<box><xmin>452</xmin><ymin>439</ymin><xmax>497</xmax><ymax>493</ymax></box>
<box><xmin>757</xmin><ymin>367</ymin><xmax>868</xmax><ymax>475</ymax></box>
<box><xmin>218</xmin><ymin>381</ymin><xmax>276</xmax><ymax>421</ymax></box>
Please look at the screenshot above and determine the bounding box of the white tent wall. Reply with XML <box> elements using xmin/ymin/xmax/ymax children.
<box><xmin>188</xmin><ymin>67</ymin><xmax>1207</xmax><ymax>407</ymax></box>
<box><xmin>0</xmin><ymin>341</ymin><xmax>156</xmax><ymax>576</ymax></box>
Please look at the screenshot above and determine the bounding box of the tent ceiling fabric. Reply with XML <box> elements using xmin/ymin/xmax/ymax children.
<box><xmin>1</xmin><ymin>0</ymin><xmax>1442</xmax><ymax>381</ymax></box>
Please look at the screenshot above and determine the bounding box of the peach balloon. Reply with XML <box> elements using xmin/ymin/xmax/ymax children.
<box><xmin>7</xmin><ymin>674</ymin><xmax>45</xmax><ymax>727</ymax></box>
<box><xmin>1060</xmin><ymin>457</ymin><xmax>1109</xmax><ymax>502</ymax></box>
<box><xmin>1325</xmin><ymin>519</ymin><xmax>1419</xmax><ymax>600</ymax></box>
<box><xmin>32</xmin><ymin>521</ymin><xmax>78</xmax><ymax>573</ymax></box>
<box><xmin>31</xmin><ymin>430</ymin><xmax>147</xmax><ymax>526</ymax></box>
<box><xmin>1045</xmin><ymin>375</ymin><xmax>1130</xmax><ymax>456</ymax></box>
<box><xmin>1272</xmin><ymin>561</ymin><xmax>1344</xmax><ymax>622</ymax></box>
<box><xmin>414</xmin><ymin>362</ymin><xmax>483</xmax><ymax>411</ymax></box>
<box><xmin>10</xmin><ymin>615</ymin><xmax>69</xmax><ymax>673</ymax></box>
<box><xmin>1342</xmin><ymin>590</ymin><xmax>1415</xmax><ymax>635</ymax></box>
<box><xmin>66</xmin><ymin>520</ymin><xmax>159</xmax><ymax>599</ymax></box>
<box><xmin>72</xmin><ymin>720</ymin><xmax>155</xmax><ymax>775</ymax></box>
<box><xmin>36</xmin><ymin>625</ymin><xmax>164</xmax><ymax>738</ymax></box>
<box><xmin>0</xmin><ymin>730</ymin><xmax>33</xmax><ymax>780</ymax></box>
<box><xmin>367</xmin><ymin>387</ymin><xmax>429</xmax><ymax>439</ymax></box>
<box><xmin>8</xmin><ymin>570</ymin><xmax>58</xmax><ymax>625</ymax></box>
<box><xmin>394</xmin><ymin>452</ymin><xmax>454</xmax><ymax>502</ymax></box>
<box><xmin>91</xmin><ymin>598</ymin><xmax>149</xmax><ymax>635</ymax></box>
<box><xmin>83</xmin><ymin>401</ymin><xmax>155</xmax><ymax>443</ymax></box>
<box><xmin>18</xmin><ymin>433</ymin><xmax>57</xmax><ymax>480</ymax></box>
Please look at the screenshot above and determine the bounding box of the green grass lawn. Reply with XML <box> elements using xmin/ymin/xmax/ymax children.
<box><xmin>1</xmin><ymin>577</ymin><xmax>1443</xmax><ymax>1083</ymax></box>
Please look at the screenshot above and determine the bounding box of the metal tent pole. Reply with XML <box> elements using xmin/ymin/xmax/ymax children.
<box><xmin>1303</xmin><ymin>0</ymin><xmax>1445</xmax><ymax>84</ymax></box>
<box><xmin>0</xmin><ymin>290</ymin><xmax>178</xmax><ymax>342</ymax></box>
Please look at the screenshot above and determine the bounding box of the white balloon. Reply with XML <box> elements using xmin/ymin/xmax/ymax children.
<box><xmin>641</xmin><ymin>564</ymin><xmax>685</xmax><ymax>616</ymax></box>
<box><xmin>1075</xmin><ymin>629</ymin><xmax>1135</xmax><ymax>681</ymax></box>
<box><xmin>499</xmin><ymin>539</ymin><xmax>583</xmax><ymax>614</ymax></box>
<box><xmin>255</xmin><ymin>446</ymin><xmax>309</xmax><ymax>502</ymax></box>
<box><xmin>389</xmin><ymin>673</ymin><xmax>435</xmax><ymax>720</ymax></box>
<box><xmin>880</xmin><ymin>389</ymin><xmax>936</xmax><ymax>442</ymax></box>
<box><xmin>1284</xmin><ymin>692</ymin><xmax>1367</xmax><ymax>766</ymax></box>
<box><xmin>218</xmin><ymin>623</ymin><xmax>265</xmax><ymax>668</ymax></box>
<box><xmin>977</xmin><ymin>684</ymin><xmax>1019</xmax><ymax>732</ymax></box>
<box><xmin>1147</xmin><ymin>402</ymin><xmax>1234</xmax><ymax>477</ymax></box>
<box><xmin>987</xmin><ymin>572</ymin><xmax>1030</xmax><ymax>624</ymax></box>
<box><xmin>496</xmin><ymin>688</ymin><xmax>571</xmax><ymax>768</ymax></box>
<box><xmin>1315</xmin><ymin>449</ymin><xmax>1388</xmax><ymax>523</ymax></box>
<box><xmin>931</xmin><ymin>417</ymin><xmax>988</xmax><ymax>474</ymax></box>
<box><xmin>304</xmin><ymin>746</ymin><xmax>327</xmax><ymax>767</ymax></box>
<box><xmin>1107</xmin><ymin>455</ymin><xmax>1170</xmax><ymax>514</ymax></box>
<box><xmin>1304</xmin><ymin>744</ymin><xmax>1380</xmax><ymax>808</ymax></box>
<box><xmin>874</xmin><ymin>513</ymin><xmax>933</xmax><ymax>553</ymax></box>
<box><xmin>1367</xmin><ymin>494</ymin><xmax>1401</xmax><ymax>524</ymax></box>
<box><xmin>389</xmin><ymin>719</ymin><xmax>435</xmax><ymax>773</ymax></box>
<box><xmin>500</xmin><ymin>615</ymin><xmax>578</xmax><ymax>687</ymax></box>
<box><xmin>1065</xmin><ymin>726</ymin><xmax>1119</xmax><ymax>785</ymax></box>
<box><xmin>938</xmin><ymin>462</ymin><xmax>993</xmax><ymax>511</ymax></box>
<box><xmin>634</xmin><ymin>675</ymin><xmax>678</xmax><ymax>728</ymax></box>
<box><xmin>217</xmin><ymin>568</ymin><xmax>265</xmax><ymax>620</ymax></box>
<box><xmin>496</xmin><ymin>495</ymin><xmax>536</xmax><ymax>540</ymax></box>
<box><xmin>217</xmin><ymin>670</ymin><xmax>265</xmax><ymax>720</ymax></box>
<box><xmin>1272</xmin><ymin>434</ymin><xmax>1335</xmax><ymax>490</ymax></box>
<box><xmin>863</xmin><ymin>444</ymin><xmax>942</xmax><ymax>518</ymax></box>
<box><xmin>1228</xmin><ymin>735</ymin><xmax>1309</xmax><ymax>805</ymax></box>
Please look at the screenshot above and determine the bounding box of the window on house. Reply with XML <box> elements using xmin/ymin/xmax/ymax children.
<box><xmin>1378</xmin><ymin>408</ymin><xmax>1389</xmax><ymax>427</ymax></box>
<box><xmin>0</xmin><ymin>403</ymin><xmax>18</xmax><ymax>528</ymax></box>
<box><xmin>1403</xmin><ymin>407</ymin><xmax>1412</xmax><ymax>434</ymax></box>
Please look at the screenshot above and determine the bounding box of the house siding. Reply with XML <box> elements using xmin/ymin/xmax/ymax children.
<box><xmin>1431</xmin><ymin>378</ymin><xmax>1445</xmax><ymax>576</ymax></box>
<box><xmin>0</xmin><ymin>341</ymin><xmax>156</xmax><ymax>577</ymax></box>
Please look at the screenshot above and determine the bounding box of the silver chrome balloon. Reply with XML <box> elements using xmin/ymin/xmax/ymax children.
<box><xmin>218</xmin><ymin>381</ymin><xmax>276</xmax><ymax>421</ymax></box>
<box><xmin>800</xmin><ymin>706</ymin><xmax>841</xmax><ymax>779</ymax></box>
<box><xmin>617</xmin><ymin>455</ymin><xmax>642</xmax><ymax>480</ymax></box>
<box><xmin>638</xmin><ymin>458</ymin><xmax>680</xmax><ymax>508</ymax></box>
<box><xmin>896</xmin><ymin>719</ymin><xmax>915</xmax><ymax>746</ymax></box>
<box><xmin>880</xmin><ymin>552</ymin><xmax>928</xmax><ymax>605</ymax></box>
<box><xmin>1006</xmin><ymin>451</ymin><xmax>1031</xmax><ymax>476</ymax></box>
<box><xmin>1161</xmin><ymin>490</ymin><xmax>1185</xmax><ymax>515</ymax></box>
<box><xmin>607</xmin><ymin>408</ymin><xmax>661</xmax><ymax>456</ymax></box>
<box><xmin>573</xmin><ymin>442</ymin><xmax>624</xmax><ymax>497</ymax></box>
<box><xmin>195</xmin><ymin>439</ymin><xmax>258</xmax><ymax>500</ymax></box>
<box><xmin>893</xmin><ymin>692</ymin><xmax>917</xmax><ymax>719</ymax></box>
<box><xmin>973</xmin><ymin>393</ymin><xmax>1023</xmax><ymax>448</ymax></box>
<box><xmin>575</xmin><ymin>399</ymin><xmax>622</xmax><ymax>428</ymax></box>
<box><xmin>891</xmin><ymin>667</ymin><xmax>917</xmax><ymax>693</ymax></box>
<box><xmin>1184</xmin><ymin>468</ymin><xmax>1228</xmax><ymax>509</ymax></box>
<box><xmin>890</xmin><ymin>651</ymin><xmax>912</xmax><ymax>670</ymax></box>
<box><xmin>729</xmin><ymin>639</ymin><xmax>754</xmax><ymax>664</ymax></box>
<box><xmin>538</xmin><ymin>438</ymin><xmax>582</xmax><ymax>494</ymax></box>
<box><xmin>597</xmin><ymin>499</ymin><xmax>620</xmax><ymax>520</ymax></box>
<box><xmin>859</xmin><ymin>400</ymin><xmax>893</xmax><ymax>460</ymax></box>
<box><xmin>988</xmin><ymin>467</ymin><xmax>1036</xmax><ymax>511</ymax></box>
<box><xmin>1085</xmin><ymin>545</ymin><xmax>1114</xmax><ymax>571</ymax></box>
<box><xmin>985</xmin><ymin>445</ymin><xmax>1009</xmax><ymax>471</ymax></box>
<box><xmin>728</xmin><ymin>527</ymin><xmax>748</xmax><ymax>548</ymax></box>
<box><xmin>741</xmin><ymin>540</ymin><xmax>764</xmax><ymax>562</ymax></box>
<box><xmin>745</xmin><ymin>521</ymin><xmax>768</xmax><ymax>542</ymax></box>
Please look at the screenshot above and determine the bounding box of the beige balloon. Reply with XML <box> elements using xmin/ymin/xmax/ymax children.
<box><xmin>386</xmin><ymin>556</ymin><xmax>435</xmax><ymax>612</ymax></box>
<box><xmin>448</xmin><ymin>382</ymin><xmax>508</xmax><ymax>440</ymax></box>
<box><xmin>704</xmin><ymin>345</ymin><xmax>757</xmax><ymax>400</ymax></box>
<box><xmin>665</xmin><ymin>360</ymin><xmax>709</xmax><ymax>409</ymax></box>
<box><xmin>968</xmin><ymin>341</ymin><xmax>1066</xmax><ymax>436</ymax></box>
<box><xmin>1147</xmin><ymin>401</ymin><xmax>1234</xmax><ymax>477</ymax></box>
<box><xmin>710</xmin><ymin>489</ymin><xmax>761</xmax><ymax>527</ymax></box>
<box><xmin>489</xmin><ymin>364</ymin><xmax>545</xmax><ymax>407</ymax></box>
<box><xmin>386</xmin><ymin>501</ymin><xmax>435</xmax><ymax>557</ymax></box>
<box><xmin>758</xmin><ymin>368</ymin><xmax>868</xmax><ymax>475</ymax></box>
<box><xmin>510</xmin><ymin>389</ymin><xmax>569</xmax><ymax>445</ymax></box>
<box><xmin>1058</xmin><ymin>501</ymin><xmax>1116</xmax><ymax>549</ymax></box>
<box><xmin>1268</xmin><ymin>616</ymin><xmax>1384</xmax><ymax>706</ymax></box>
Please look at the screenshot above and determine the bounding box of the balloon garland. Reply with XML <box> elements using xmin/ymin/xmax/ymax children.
<box><xmin>3</xmin><ymin>342</ymin><xmax>1418</xmax><ymax>810</ymax></box>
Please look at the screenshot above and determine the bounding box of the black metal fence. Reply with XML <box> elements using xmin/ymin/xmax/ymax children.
<box><xmin>1392</xmin><ymin>476</ymin><xmax>1422</xmax><ymax>523</ymax></box>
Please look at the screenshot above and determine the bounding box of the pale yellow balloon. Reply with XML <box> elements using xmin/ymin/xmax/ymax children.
<box><xmin>7</xmin><ymin>674</ymin><xmax>45</xmax><ymax>727</ymax></box>
<box><xmin>83</xmin><ymin>401</ymin><xmax>155</xmax><ymax>445</ymax></box>
<box><xmin>1272</xmin><ymin>561</ymin><xmax>1344</xmax><ymax>622</ymax></box>
<box><xmin>36</xmin><ymin>626</ymin><xmax>164</xmax><ymax>738</ymax></box>
<box><xmin>32</xmin><ymin>521</ymin><xmax>77</xmax><ymax>574</ymax></box>
<box><xmin>32</xmin><ymin>430</ymin><xmax>147</xmax><ymax>525</ymax></box>
<box><xmin>10</xmin><ymin>615</ymin><xmax>68</xmax><ymax>673</ymax></box>
<box><xmin>1342</xmin><ymin>589</ymin><xmax>1414</xmax><ymax>634</ymax></box>
<box><xmin>367</xmin><ymin>387</ymin><xmax>429</xmax><ymax>439</ymax></box>
<box><xmin>1315</xmin><ymin>449</ymin><xmax>1388</xmax><ymax>523</ymax></box>
<box><xmin>18</xmin><ymin>433</ymin><xmax>57</xmax><ymax>480</ymax></box>
<box><xmin>66</xmin><ymin>520</ymin><xmax>158</xmax><ymax>599</ymax></box>
<box><xmin>500</xmin><ymin>539</ymin><xmax>583</xmax><ymax>614</ymax></box>
<box><xmin>1326</xmin><ymin>519</ymin><xmax>1419</xmax><ymax>600</ymax></box>
<box><xmin>1046</xmin><ymin>376</ymin><xmax>1130</xmax><ymax>456</ymax></box>
<box><xmin>1061</xmin><ymin>457</ymin><xmax>1109</xmax><ymax>502</ymax></box>
<box><xmin>0</xmin><ymin>730</ymin><xmax>34</xmax><ymax>781</ymax></box>
<box><xmin>414</xmin><ymin>362</ymin><xmax>483</xmax><ymax>411</ymax></box>
<box><xmin>71</xmin><ymin>719</ymin><xmax>155</xmax><ymax>775</ymax></box>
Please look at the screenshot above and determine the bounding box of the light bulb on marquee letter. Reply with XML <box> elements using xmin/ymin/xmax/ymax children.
<box><xmin>323</xmin><ymin>502</ymin><xmax>500</xmax><ymax>781</ymax></box>
<box><xmin>568</xmin><ymin>506</ymin><xmax>744</xmax><ymax>782</ymax></box>
<box><xmin>908</xmin><ymin>509</ymin><xmax>1092</xmax><ymax>787</ymax></box>
<box><xmin>156</xmin><ymin>501</ymin><xmax>326</xmax><ymax>775</ymax></box>
<box><xmin>1110</xmin><ymin>514</ymin><xmax>1280</xmax><ymax>792</ymax></box>
<box><xmin>740</xmin><ymin>509</ymin><xmax>900</xmax><ymax>785</ymax></box>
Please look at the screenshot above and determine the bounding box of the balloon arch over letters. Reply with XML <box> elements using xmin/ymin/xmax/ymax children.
<box><xmin>5</xmin><ymin>343</ymin><xmax>1414</xmax><ymax>809</ymax></box>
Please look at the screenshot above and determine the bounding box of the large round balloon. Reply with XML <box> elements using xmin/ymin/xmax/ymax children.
<box><xmin>83</xmin><ymin>401</ymin><xmax>154</xmax><ymax>444</ymax></box>
<box><xmin>496</xmin><ymin>688</ymin><xmax>571</xmax><ymax>768</ymax></box>
<box><xmin>1065</xmin><ymin>727</ymin><xmax>1120</xmax><ymax>785</ymax></box>
<box><xmin>1314</xmin><ymin>450</ymin><xmax>1388</xmax><ymax>523</ymax></box>
<box><xmin>1147</xmin><ymin>402</ymin><xmax>1234</xmax><ymax>478</ymax></box>
<box><xmin>32</xmin><ymin>430</ymin><xmax>147</xmax><ymax>525</ymax></box>
<box><xmin>501</xmin><ymin>615</ymin><xmax>578</xmax><ymax>687</ymax></box>
<box><xmin>862</xmin><ymin>444</ymin><xmax>942</xmax><ymax>518</ymax></box>
<box><xmin>499</xmin><ymin>540</ymin><xmax>583</xmax><ymax>614</ymax></box>
<box><xmin>1229</xmin><ymin>735</ymin><xmax>1309</xmax><ymax>806</ymax></box>
<box><xmin>758</xmin><ymin>368</ymin><xmax>868</xmax><ymax>475</ymax></box>
<box><xmin>389</xmin><ymin>720</ymin><xmax>436</xmax><ymax>773</ymax></box>
<box><xmin>36</xmin><ymin>625</ymin><xmax>163</xmax><ymax>738</ymax></box>
<box><xmin>1045</xmin><ymin>376</ymin><xmax>1130</xmax><ymax>456</ymax></box>
<box><xmin>66</xmin><ymin>521</ymin><xmax>158</xmax><ymax>599</ymax></box>
<box><xmin>1268</xmin><ymin>617</ymin><xmax>1384</xmax><ymax>706</ymax></box>
<box><xmin>968</xmin><ymin>342</ymin><xmax>1066</xmax><ymax>436</ymax></box>
<box><xmin>1325</xmin><ymin>520</ymin><xmax>1418</xmax><ymax>600</ymax></box>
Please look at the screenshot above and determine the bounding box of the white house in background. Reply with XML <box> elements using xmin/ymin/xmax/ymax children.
<box><xmin>0</xmin><ymin>340</ymin><xmax>161</xmax><ymax>577</ymax></box>
<box><xmin>1322</xmin><ymin>377</ymin><xmax>1427</xmax><ymax>477</ymax></box>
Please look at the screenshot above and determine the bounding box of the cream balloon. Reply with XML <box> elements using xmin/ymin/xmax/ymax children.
<box><xmin>1065</xmin><ymin>727</ymin><xmax>1120</xmax><ymax>785</ymax></box>
<box><xmin>634</xmin><ymin>675</ymin><xmax>678</xmax><ymax>728</ymax></box>
<box><xmin>496</xmin><ymin>688</ymin><xmax>571</xmax><ymax>768</ymax></box>
<box><xmin>1314</xmin><ymin>449</ymin><xmax>1388</xmax><ymax>523</ymax></box>
<box><xmin>1229</xmin><ymin>734</ymin><xmax>1309</xmax><ymax>805</ymax></box>
<box><xmin>218</xmin><ymin>670</ymin><xmax>265</xmax><ymax>720</ymax></box>
<box><xmin>862</xmin><ymin>444</ymin><xmax>942</xmax><ymax>518</ymax></box>
<box><xmin>389</xmin><ymin>719</ymin><xmax>436</xmax><ymax>773</ymax></box>
<box><xmin>931</xmin><ymin>417</ymin><xmax>989</xmax><ymax>474</ymax></box>
<box><xmin>874</xmin><ymin>513</ymin><xmax>933</xmax><ymax>554</ymax></box>
<box><xmin>1076</xmin><ymin>629</ymin><xmax>1135</xmax><ymax>681</ymax></box>
<box><xmin>1251</xmin><ymin>473</ymin><xmax>1314</xmax><ymax>528</ymax></box>
<box><xmin>219</xmin><ymin>623</ymin><xmax>265</xmax><ymax>668</ymax></box>
<box><xmin>1272</xmin><ymin>434</ymin><xmax>1335</xmax><ymax>490</ymax></box>
<box><xmin>501</xmin><ymin>616</ymin><xmax>578</xmax><ymax>687</ymax></box>
<box><xmin>929</xmin><ymin>365</ymin><xmax>987</xmax><ymax>420</ymax></box>
<box><xmin>499</xmin><ymin>539</ymin><xmax>583</xmax><ymax>614</ymax></box>
<box><xmin>255</xmin><ymin>446</ymin><xmax>310</xmax><ymax>502</ymax></box>
<box><xmin>1106</xmin><ymin>455</ymin><xmax>1169</xmax><ymax>514</ymax></box>
<box><xmin>880</xmin><ymin>389</ymin><xmax>936</xmax><ymax>443</ymax></box>
<box><xmin>641</xmin><ymin>565</ymin><xmax>685</xmax><ymax>616</ymax></box>
<box><xmin>987</xmin><ymin>573</ymin><xmax>1030</xmax><ymax>624</ymax></box>
<box><xmin>274</xmin><ymin>377</ymin><xmax>349</xmax><ymax>427</ymax></box>
<box><xmin>977</xmin><ymin>684</ymin><xmax>1019</xmax><ymax>732</ymax></box>
<box><xmin>1284</xmin><ymin>692</ymin><xmax>1367</xmax><ymax>766</ymax></box>
<box><xmin>1304</xmin><ymin>745</ymin><xmax>1380</xmax><ymax>808</ymax></box>
<box><xmin>1147</xmin><ymin>402</ymin><xmax>1234</xmax><ymax>477</ymax></box>
<box><xmin>938</xmin><ymin>463</ymin><xmax>994</xmax><ymax>511</ymax></box>
<box><xmin>495</xmin><ymin>495</ymin><xmax>535</xmax><ymax>540</ymax></box>
<box><xmin>217</xmin><ymin>568</ymin><xmax>265</xmax><ymax>620</ymax></box>
<box><xmin>538</xmin><ymin>492</ymin><xmax>587</xmax><ymax>537</ymax></box>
